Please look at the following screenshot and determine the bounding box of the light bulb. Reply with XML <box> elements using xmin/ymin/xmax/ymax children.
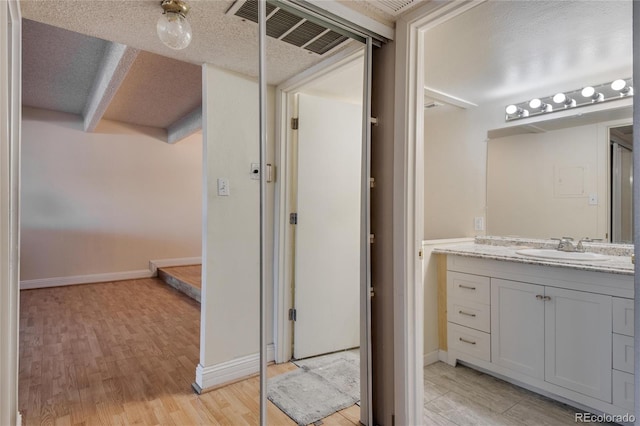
<box><xmin>157</xmin><ymin>12</ymin><xmax>192</xmax><ymax>50</ymax></box>
<box><xmin>529</xmin><ymin>98</ymin><xmax>542</xmax><ymax>109</ymax></box>
<box><xmin>553</xmin><ymin>93</ymin><xmax>566</xmax><ymax>103</ymax></box>
<box><xmin>611</xmin><ymin>79</ymin><xmax>627</xmax><ymax>91</ymax></box>
<box><xmin>553</xmin><ymin>93</ymin><xmax>576</xmax><ymax>108</ymax></box>
<box><xmin>505</xmin><ymin>104</ymin><xmax>518</xmax><ymax>115</ymax></box>
<box><xmin>611</xmin><ymin>79</ymin><xmax>633</xmax><ymax>96</ymax></box>
<box><xmin>581</xmin><ymin>86</ymin><xmax>603</xmax><ymax>102</ymax></box>
<box><xmin>505</xmin><ymin>104</ymin><xmax>529</xmax><ymax>118</ymax></box>
<box><xmin>581</xmin><ymin>86</ymin><xmax>595</xmax><ymax>97</ymax></box>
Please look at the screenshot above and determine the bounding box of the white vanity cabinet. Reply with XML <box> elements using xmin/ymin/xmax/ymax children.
<box><xmin>446</xmin><ymin>255</ymin><xmax>634</xmax><ymax>417</ymax></box>
<box><xmin>611</xmin><ymin>297</ymin><xmax>635</xmax><ymax>410</ymax></box>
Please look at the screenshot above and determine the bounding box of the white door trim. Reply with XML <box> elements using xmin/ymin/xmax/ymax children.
<box><xmin>392</xmin><ymin>1</ymin><xmax>486</xmax><ymax>424</ymax></box>
<box><xmin>0</xmin><ymin>1</ymin><xmax>21</xmax><ymax>424</ymax></box>
<box><xmin>273</xmin><ymin>45</ymin><xmax>365</xmax><ymax>364</ymax></box>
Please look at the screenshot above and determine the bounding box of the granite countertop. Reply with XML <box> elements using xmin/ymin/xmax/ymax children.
<box><xmin>432</xmin><ymin>236</ymin><xmax>634</xmax><ymax>276</ymax></box>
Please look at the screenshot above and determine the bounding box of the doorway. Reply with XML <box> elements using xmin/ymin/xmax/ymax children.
<box><xmin>273</xmin><ymin>47</ymin><xmax>370</xmax><ymax>422</ymax></box>
<box><xmin>610</xmin><ymin>124</ymin><xmax>633</xmax><ymax>243</ymax></box>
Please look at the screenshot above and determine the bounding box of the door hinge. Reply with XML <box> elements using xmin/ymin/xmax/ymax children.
<box><xmin>370</xmin><ymin>116</ymin><xmax>379</xmax><ymax>126</ymax></box>
<box><xmin>370</xmin><ymin>287</ymin><xmax>375</xmax><ymax>298</ymax></box>
<box><xmin>370</xmin><ymin>177</ymin><xmax>376</xmax><ymax>188</ymax></box>
<box><xmin>289</xmin><ymin>213</ymin><xmax>298</xmax><ymax>225</ymax></box>
<box><xmin>291</xmin><ymin>117</ymin><xmax>299</xmax><ymax>130</ymax></box>
<box><xmin>369</xmin><ymin>234</ymin><xmax>375</xmax><ymax>244</ymax></box>
<box><xmin>419</xmin><ymin>249</ymin><xmax>423</xmax><ymax>259</ymax></box>
<box><xmin>288</xmin><ymin>308</ymin><xmax>297</xmax><ymax>321</ymax></box>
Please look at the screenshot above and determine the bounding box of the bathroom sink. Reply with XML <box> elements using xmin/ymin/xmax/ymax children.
<box><xmin>515</xmin><ymin>248</ymin><xmax>608</xmax><ymax>261</ymax></box>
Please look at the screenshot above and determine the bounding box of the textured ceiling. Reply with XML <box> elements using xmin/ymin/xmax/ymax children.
<box><xmin>22</xmin><ymin>19</ymin><xmax>109</xmax><ymax>115</ymax></box>
<box><xmin>102</xmin><ymin>51</ymin><xmax>202</xmax><ymax>128</ymax></box>
<box><xmin>20</xmin><ymin>0</ymin><xmax>358</xmax><ymax>85</ymax></box>
<box><xmin>424</xmin><ymin>0</ymin><xmax>632</xmax><ymax>105</ymax></box>
<box><xmin>20</xmin><ymin>0</ymin><xmax>394</xmax><ymax>142</ymax></box>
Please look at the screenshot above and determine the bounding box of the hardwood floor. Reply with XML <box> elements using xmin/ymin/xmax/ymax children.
<box><xmin>19</xmin><ymin>278</ymin><xmax>358</xmax><ymax>425</ymax></box>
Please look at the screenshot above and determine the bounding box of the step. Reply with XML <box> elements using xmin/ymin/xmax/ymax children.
<box><xmin>157</xmin><ymin>265</ymin><xmax>201</xmax><ymax>303</ymax></box>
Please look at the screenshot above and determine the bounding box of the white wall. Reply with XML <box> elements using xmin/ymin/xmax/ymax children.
<box><xmin>197</xmin><ymin>65</ymin><xmax>276</xmax><ymax>388</ymax></box>
<box><xmin>423</xmin><ymin>103</ymin><xmax>490</xmax><ymax>240</ymax></box>
<box><xmin>21</xmin><ymin>107</ymin><xmax>203</xmax><ymax>281</ymax></box>
<box><xmin>487</xmin><ymin>123</ymin><xmax>608</xmax><ymax>240</ymax></box>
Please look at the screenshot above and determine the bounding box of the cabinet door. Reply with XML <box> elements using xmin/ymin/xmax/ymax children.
<box><xmin>544</xmin><ymin>287</ymin><xmax>612</xmax><ymax>402</ymax></box>
<box><xmin>491</xmin><ymin>279</ymin><xmax>545</xmax><ymax>380</ymax></box>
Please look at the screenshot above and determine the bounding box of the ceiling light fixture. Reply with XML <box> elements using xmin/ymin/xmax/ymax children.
<box><xmin>157</xmin><ymin>0</ymin><xmax>192</xmax><ymax>50</ymax></box>
<box><xmin>581</xmin><ymin>86</ymin><xmax>604</xmax><ymax>102</ymax></box>
<box><xmin>611</xmin><ymin>79</ymin><xmax>633</xmax><ymax>96</ymax></box>
<box><xmin>504</xmin><ymin>78</ymin><xmax>632</xmax><ymax>122</ymax></box>
<box><xmin>552</xmin><ymin>93</ymin><xmax>576</xmax><ymax>108</ymax></box>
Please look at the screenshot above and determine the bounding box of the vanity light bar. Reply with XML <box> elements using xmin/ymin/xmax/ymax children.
<box><xmin>505</xmin><ymin>78</ymin><xmax>633</xmax><ymax>122</ymax></box>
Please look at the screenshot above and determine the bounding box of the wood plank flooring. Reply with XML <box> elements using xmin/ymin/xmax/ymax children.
<box><xmin>18</xmin><ymin>278</ymin><xmax>358</xmax><ymax>426</ymax></box>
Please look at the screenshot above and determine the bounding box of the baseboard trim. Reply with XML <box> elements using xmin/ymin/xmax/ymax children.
<box><xmin>438</xmin><ymin>350</ymin><xmax>449</xmax><ymax>364</ymax></box>
<box><xmin>194</xmin><ymin>344</ymin><xmax>276</xmax><ymax>392</ymax></box>
<box><xmin>424</xmin><ymin>350</ymin><xmax>440</xmax><ymax>366</ymax></box>
<box><xmin>20</xmin><ymin>269</ymin><xmax>153</xmax><ymax>290</ymax></box>
<box><xmin>149</xmin><ymin>257</ymin><xmax>202</xmax><ymax>274</ymax></box>
<box><xmin>20</xmin><ymin>256</ymin><xmax>203</xmax><ymax>290</ymax></box>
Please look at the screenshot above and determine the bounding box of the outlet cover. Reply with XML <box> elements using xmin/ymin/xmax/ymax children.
<box><xmin>474</xmin><ymin>217</ymin><xmax>485</xmax><ymax>231</ymax></box>
<box><xmin>250</xmin><ymin>163</ymin><xmax>260</xmax><ymax>180</ymax></box>
<box><xmin>217</xmin><ymin>178</ymin><xmax>230</xmax><ymax>196</ymax></box>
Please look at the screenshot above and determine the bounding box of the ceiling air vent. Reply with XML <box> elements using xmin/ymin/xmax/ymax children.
<box><xmin>373</xmin><ymin>0</ymin><xmax>420</xmax><ymax>16</ymax></box>
<box><xmin>227</xmin><ymin>0</ymin><xmax>349</xmax><ymax>56</ymax></box>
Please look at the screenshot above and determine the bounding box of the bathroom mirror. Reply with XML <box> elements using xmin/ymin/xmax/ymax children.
<box><xmin>422</xmin><ymin>0</ymin><xmax>632</xmax><ymax>243</ymax></box>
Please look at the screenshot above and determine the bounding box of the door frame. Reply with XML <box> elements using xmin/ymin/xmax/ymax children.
<box><xmin>272</xmin><ymin>44</ymin><xmax>370</xmax><ymax>421</ymax></box>
<box><xmin>0</xmin><ymin>1</ymin><xmax>21</xmax><ymax>425</ymax></box>
<box><xmin>392</xmin><ymin>1</ymin><xmax>487</xmax><ymax>424</ymax></box>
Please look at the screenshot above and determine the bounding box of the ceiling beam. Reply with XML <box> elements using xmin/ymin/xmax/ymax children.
<box><xmin>167</xmin><ymin>106</ymin><xmax>202</xmax><ymax>144</ymax></box>
<box><xmin>83</xmin><ymin>43</ymin><xmax>139</xmax><ymax>132</ymax></box>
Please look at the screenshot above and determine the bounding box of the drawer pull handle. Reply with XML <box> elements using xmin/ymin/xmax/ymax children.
<box><xmin>536</xmin><ymin>295</ymin><xmax>551</xmax><ymax>301</ymax></box>
<box><xmin>459</xmin><ymin>310</ymin><xmax>476</xmax><ymax>317</ymax></box>
<box><xmin>543</xmin><ymin>296</ymin><xmax>551</xmax><ymax>301</ymax></box>
<box><xmin>459</xmin><ymin>337</ymin><xmax>476</xmax><ymax>345</ymax></box>
<box><xmin>459</xmin><ymin>285</ymin><xmax>476</xmax><ymax>290</ymax></box>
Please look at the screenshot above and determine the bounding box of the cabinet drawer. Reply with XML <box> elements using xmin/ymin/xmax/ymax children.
<box><xmin>613</xmin><ymin>298</ymin><xmax>634</xmax><ymax>337</ymax></box>
<box><xmin>448</xmin><ymin>322</ymin><xmax>490</xmax><ymax>362</ymax></box>
<box><xmin>448</xmin><ymin>299</ymin><xmax>490</xmax><ymax>333</ymax></box>
<box><xmin>613</xmin><ymin>369</ymin><xmax>635</xmax><ymax>411</ymax></box>
<box><xmin>447</xmin><ymin>272</ymin><xmax>490</xmax><ymax>304</ymax></box>
<box><xmin>613</xmin><ymin>333</ymin><xmax>634</xmax><ymax>374</ymax></box>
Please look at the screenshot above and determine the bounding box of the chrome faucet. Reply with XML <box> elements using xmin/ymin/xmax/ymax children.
<box><xmin>552</xmin><ymin>237</ymin><xmax>577</xmax><ymax>252</ymax></box>
<box><xmin>576</xmin><ymin>237</ymin><xmax>602</xmax><ymax>252</ymax></box>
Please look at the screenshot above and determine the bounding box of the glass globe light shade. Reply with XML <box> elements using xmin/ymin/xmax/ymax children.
<box><xmin>157</xmin><ymin>12</ymin><xmax>192</xmax><ymax>50</ymax></box>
